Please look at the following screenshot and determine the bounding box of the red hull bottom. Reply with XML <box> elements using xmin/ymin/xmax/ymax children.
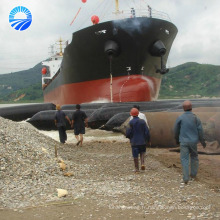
<box><xmin>44</xmin><ymin>75</ymin><xmax>161</xmax><ymax>105</ymax></box>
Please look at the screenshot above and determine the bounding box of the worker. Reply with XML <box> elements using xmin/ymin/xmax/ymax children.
<box><xmin>130</xmin><ymin>105</ymin><xmax>149</xmax><ymax>128</ymax></box>
<box><xmin>54</xmin><ymin>104</ymin><xmax>71</xmax><ymax>144</ymax></box>
<box><xmin>174</xmin><ymin>100</ymin><xmax>206</xmax><ymax>184</ymax></box>
<box><xmin>126</xmin><ymin>108</ymin><xmax>150</xmax><ymax>173</ymax></box>
<box><xmin>71</xmin><ymin>104</ymin><xmax>88</xmax><ymax>147</ymax></box>
<box><xmin>131</xmin><ymin>7</ymin><xmax>136</xmax><ymax>18</ymax></box>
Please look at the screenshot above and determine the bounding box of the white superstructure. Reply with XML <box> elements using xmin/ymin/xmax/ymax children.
<box><xmin>41</xmin><ymin>38</ymin><xmax>66</xmax><ymax>87</ymax></box>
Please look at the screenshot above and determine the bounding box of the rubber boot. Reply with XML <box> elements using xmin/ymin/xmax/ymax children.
<box><xmin>140</xmin><ymin>153</ymin><xmax>145</xmax><ymax>170</ymax></box>
<box><xmin>134</xmin><ymin>158</ymin><xmax>139</xmax><ymax>173</ymax></box>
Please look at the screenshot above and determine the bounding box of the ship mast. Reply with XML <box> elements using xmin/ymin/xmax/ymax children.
<box><xmin>57</xmin><ymin>38</ymin><xmax>63</xmax><ymax>56</ymax></box>
<box><xmin>113</xmin><ymin>0</ymin><xmax>123</xmax><ymax>15</ymax></box>
<box><xmin>115</xmin><ymin>0</ymin><xmax>119</xmax><ymax>13</ymax></box>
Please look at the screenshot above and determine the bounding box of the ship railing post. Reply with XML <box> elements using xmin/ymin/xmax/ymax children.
<box><xmin>109</xmin><ymin>56</ymin><xmax>113</xmax><ymax>103</ymax></box>
<box><xmin>110</xmin><ymin>73</ymin><xmax>113</xmax><ymax>103</ymax></box>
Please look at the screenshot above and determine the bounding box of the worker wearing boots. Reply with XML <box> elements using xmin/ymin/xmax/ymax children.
<box><xmin>174</xmin><ymin>100</ymin><xmax>206</xmax><ymax>184</ymax></box>
<box><xmin>126</xmin><ymin>108</ymin><xmax>150</xmax><ymax>173</ymax></box>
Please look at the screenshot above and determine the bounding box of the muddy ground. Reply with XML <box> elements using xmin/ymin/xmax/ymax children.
<box><xmin>1</xmin><ymin>129</ymin><xmax>219</xmax><ymax>220</ymax></box>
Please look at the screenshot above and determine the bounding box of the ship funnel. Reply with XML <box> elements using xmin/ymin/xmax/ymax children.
<box><xmin>150</xmin><ymin>40</ymin><xmax>166</xmax><ymax>57</ymax></box>
<box><xmin>104</xmin><ymin>40</ymin><xmax>120</xmax><ymax>57</ymax></box>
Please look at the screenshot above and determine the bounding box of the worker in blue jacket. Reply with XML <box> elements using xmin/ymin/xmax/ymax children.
<box><xmin>54</xmin><ymin>104</ymin><xmax>71</xmax><ymax>144</ymax></box>
<box><xmin>126</xmin><ymin>108</ymin><xmax>150</xmax><ymax>173</ymax></box>
<box><xmin>174</xmin><ymin>100</ymin><xmax>206</xmax><ymax>184</ymax></box>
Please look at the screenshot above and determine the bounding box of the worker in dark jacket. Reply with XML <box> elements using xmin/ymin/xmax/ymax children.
<box><xmin>71</xmin><ymin>104</ymin><xmax>88</xmax><ymax>147</ymax></box>
<box><xmin>54</xmin><ymin>104</ymin><xmax>71</xmax><ymax>144</ymax></box>
<box><xmin>126</xmin><ymin>108</ymin><xmax>150</xmax><ymax>173</ymax></box>
<box><xmin>174</xmin><ymin>100</ymin><xmax>206</xmax><ymax>184</ymax></box>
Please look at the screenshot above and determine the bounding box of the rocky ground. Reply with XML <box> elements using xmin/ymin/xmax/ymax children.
<box><xmin>0</xmin><ymin>117</ymin><xmax>220</xmax><ymax>220</ymax></box>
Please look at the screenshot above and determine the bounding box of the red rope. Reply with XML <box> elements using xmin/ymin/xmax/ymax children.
<box><xmin>70</xmin><ymin>7</ymin><xmax>82</xmax><ymax>26</ymax></box>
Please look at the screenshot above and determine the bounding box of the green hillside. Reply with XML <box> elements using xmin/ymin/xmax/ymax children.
<box><xmin>1</xmin><ymin>83</ymin><xmax>43</xmax><ymax>103</ymax></box>
<box><xmin>0</xmin><ymin>62</ymin><xmax>220</xmax><ymax>103</ymax></box>
<box><xmin>159</xmin><ymin>62</ymin><xmax>220</xmax><ymax>99</ymax></box>
<box><xmin>0</xmin><ymin>63</ymin><xmax>43</xmax><ymax>103</ymax></box>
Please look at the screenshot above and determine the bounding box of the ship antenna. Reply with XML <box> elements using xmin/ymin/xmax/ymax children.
<box><xmin>48</xmin><ymin>45</ymin><xmax>54</xmax><ymax>56</ymax></box>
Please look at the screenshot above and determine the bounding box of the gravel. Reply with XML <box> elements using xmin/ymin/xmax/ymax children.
<box><xmin>0</xmin><ymin>117</ymin><xmax>62</xmax><ymax>208</ymax></box>
<box><xmin>0</xmin><ymin>116</ymin><xmax>219</xmax><ymax>219</ymax></box>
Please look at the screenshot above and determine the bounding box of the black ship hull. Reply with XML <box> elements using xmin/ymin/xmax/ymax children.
<box><xmin>43</xmin><ymin>17</ymin><xmax>178</xmax><ymax>105</ymax></box>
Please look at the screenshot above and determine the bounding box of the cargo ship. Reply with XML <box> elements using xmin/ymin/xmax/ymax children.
<box><xmin>41</xmin><ymin>0</ymin><xmax>178</xmax><ymax>105</ymax></box>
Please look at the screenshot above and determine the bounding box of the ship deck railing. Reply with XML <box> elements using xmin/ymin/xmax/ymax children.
<box><xmin>102</xmin><ymin>8</ymin><xmax>171</xmax><ymax>22</ymax></box>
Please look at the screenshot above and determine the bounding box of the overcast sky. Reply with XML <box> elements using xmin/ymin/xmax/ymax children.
<box><xmin>1</xmin><ymin>0</ymin><xmax>220</xmax><ymax>74</ymax></box>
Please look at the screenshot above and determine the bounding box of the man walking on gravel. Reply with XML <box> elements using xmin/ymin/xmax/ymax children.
<box><xmin>126</xmin><ymin>107</ymin><xmax>150</xmax><ymax>173</ymax></box>
<box><xmin>54</xmin><ymin>104</ymin><xmax>71</xmax><ymax>144</ymax></box>
<box><xmin>174</xmin><ymin>100</ymin><xmax>206</xmax><ymax>184</ymax></box>
<box><xmin>71</xmin><ymin>104</ymin><xmax>88</xmax><ymax>147</ymax></box>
